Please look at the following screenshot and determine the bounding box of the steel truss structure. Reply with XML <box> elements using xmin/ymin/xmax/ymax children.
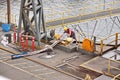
<box><xmin>18</xmin><ymin>0</ymin><xmax>47</xmax><ymax>45</ymax></box>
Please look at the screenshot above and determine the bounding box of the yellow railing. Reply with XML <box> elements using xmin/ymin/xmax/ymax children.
<box><xmin>1</xmin><ymin>1</ymin><xmax>120</xmax><ymax>27</ymax></box>
<box><xmin>73</xmin><ymin>32</ymin><xmax>120</xmax><ymax>55</ymax></box>
<box><xmin>11</xmin><ymin>14</ymin><xmax>18</xmax><ymax>24</ymax></box>
<box><xmin>45</xmin><ymin>1</ymin><xmax>120</xmax><ymax>24</ymax></box>
<box><xmin>112</xmin><ymin>74</ymin><xmax>120</xmax><ymax>80</ymax></box>
<box><xmin>107</xmin><ymin>58</ymin><xmax>120</xmax><ymax>79</ymax></box>
<box><xmin>0</xmin><ymin>13</ymin><xmax>18</xmax><ymax>24</ymax></box>
<box><xmin>42</xmin><ymin>1</ymin><xmax>120</xmax><ymax>30</ymax></box>
<box><xmin>99</xmin><ymin>33</ymin><xmax>120</xmax><ymax>55</ymax></box>
<box><xmin>0</xmin><ymin>14</ymin><xmax>7</xmax><ymax>23</ymax></box>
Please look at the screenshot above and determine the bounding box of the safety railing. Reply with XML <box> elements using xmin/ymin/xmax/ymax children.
<box><xmin>98</xmin><ymin>33</ymin><xmax>120</xmax><ymax>55</ymax></box>
<box><xmin>0</xmin><ymin>14</ymin><xmax>7</xmax><ymax>23</ymax></box>
<box><xmin>45</xmin><ymin>1</ymin><xmax>120</xmax><ymax>25</ymax></box>
<box><xmin>0</xmin><ymin>13</ymin><xmax>18</xmax><ymax>24</ymax></box>
<box><xmin>44</xmin><ymin>0</ymin><xmax>119</xmax><ymax>15</ymax></box>
<box><xmin>106</xmin><ymin>57</ymin><xmax>120</xmax><ymax>79</ymax></box>
<box><xmin>1</xmin><ymin>1</ymin><xmax>120</xmax><ymax>27</ymax></box>
<box><xmin>72</xmin><ymin>31</ymin><xmax>120</xmax><ymax>55</ymax></box>
<box><xmin>112</xmin><ymin>74</ymin><xmax>120</xmax><ymax>80</ymax></box>
<box><xmin>11</xmin><ymin>14</ymin><xmax>18</xmax><ymax>24</ymax></box>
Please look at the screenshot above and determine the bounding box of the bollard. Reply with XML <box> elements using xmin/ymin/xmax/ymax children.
<box><xmin>21</xmin><ymin>37</ymin><xmax>25</xmax><ymax>50</ymax></box>
<box><xmin>26</xmin><ymin>33</ymin><xmax>28</xmax><ymax>50</ymax></box>
<box><xmin>32</xmin><ymin>36</ymin><xmax>35</xmax><ymax>51</ymax></box>
<box><xmin>115</xmin><ymin>33</ymin><xmax>118</xmax><ymax>48</ymax></box>
<box><xmin>13</xmin><ymin>27</ymin><xmax>16</xmax><ymax>43</ymax></box>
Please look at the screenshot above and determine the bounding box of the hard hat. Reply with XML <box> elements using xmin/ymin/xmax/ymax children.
<box><xmin>66</xmin><ymin>37</ymin><xmax>72</xmax><ymax>43</ymax></box>
<box><xmin>64</xmin><ymin>27</ymin><xmax>68</xmax><ymax>31</ymax></box>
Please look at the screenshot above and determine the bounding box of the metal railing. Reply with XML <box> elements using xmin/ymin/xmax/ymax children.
<box><xmin>45</xmin><ymin>1</ymin><xmax>120</xmax><ymax>24</ymax></box>
<box><xmin>112</xmin><ymin>74</ymin><xmax>120</xmax><ymax>80</ymax></box>
<box><xmin>0</xmin><ymin>13</ymin><xmax>18</xmax><ymax>24</ymax></box>
<box><xmin>99</xmin><ymin>33</ymin><xmax>120</xmax><ymax>55</ymax></box>
<box><xmin>0</xmin><ymin>14</ymin><xmax>7</xmax><ymax>23</ymax></box>
<box><xmin>42</xmin><ymin>1</ymin><xmax>120</xmax><ymax>31</ymax></box>
<box><xmin>1</xmin><ymin>1</ymin><xmax>120</xmax><ymax>26</ymax></box>
<box><xmin>106</xmin><ymin>57</ymin><xmax>120</xmax><ymax>79</ymax></box>
<box><xmin>76</xmin><ymin>33</ymin><xmax>120</xmax><ymax>55</ymax></box>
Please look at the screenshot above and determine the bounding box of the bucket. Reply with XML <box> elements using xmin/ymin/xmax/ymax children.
<box><xmin>2</xmin><ymin>23</ymin><xmax>11</xmax><ymax>32</ymax></box>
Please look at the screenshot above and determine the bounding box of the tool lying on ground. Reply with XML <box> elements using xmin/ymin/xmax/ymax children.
<box><xmin>11</xmin><ymin>40</ymin><xmax>60</xmax><ymax>59</ymax></box>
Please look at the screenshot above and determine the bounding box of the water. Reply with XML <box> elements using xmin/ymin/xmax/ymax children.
<box><xmin>0</xmin><ymin>0</ymin><xmax>120</xmax><ymax>23</ymax></box>
<box><xmin>0</xmin><ymin>0</ymin><xmax>120</xmax><ymax>43</ymax></box>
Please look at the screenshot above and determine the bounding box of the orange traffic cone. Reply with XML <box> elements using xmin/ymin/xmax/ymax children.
<box><xmin>32</xmin><ymin>36</ymin><xmax>35</xmax><ymax>51</ymax></box>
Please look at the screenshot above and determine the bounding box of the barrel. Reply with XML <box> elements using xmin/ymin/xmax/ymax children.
<box><xmin>2</xmin><ymin>23</ymin><xmax>11</xmax><ymax>32</ymax></box>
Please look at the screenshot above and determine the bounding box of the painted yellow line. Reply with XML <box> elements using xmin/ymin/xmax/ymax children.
<box><xmin>0</xmin><ymin>60</ymin><xmax>45</xmax><ymax>80</ymax></box>
<box><xmin>111</xmin><ymin>66</ymin><xmax>120</xmax><ymax>71</ymax></box>
<box><xmin>112</xmin><ymin>74</ymin><xmax>120</xmax><ymax>80</ymax></box>
<box><xmin>80</xmin><ymin>57</ymin><xmax>102</xmax><ymax>74</ymax></box>
<box><xmin>80</xmin><ymin>64</ymin><xmax>102</xmax><ymax>74</ymax></box>
<box><xmin>110</xmin><ymin>59</ymin><xmax>120</xmax><ymax>64</ymax></box>
<box><xmin>0</xmin><ymin>45</ymin><xmax>18</xmax><ymax>54</ymax></box>
<box><xmin>80</xmin><ymin>56</ymin><xmax>99</xmax><ymax>66</ymax></box>
<box><xmin>104</xmin><ymin>72</ymin><xmax>115</xmax><ymax>78</ymax></box>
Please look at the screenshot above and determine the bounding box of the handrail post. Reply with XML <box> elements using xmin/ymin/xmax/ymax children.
<box><xmin>11</xmin><ymin>14</ymin><xmax>13</xmax><ymax>24</ymax></box>
<box><xmin>93</xmin><ymin>36</ymin><xmax>96</xmax><ymax>53</ymax></box>
<box><xmin>15</xmin><ymin>14</ymin><xmax>17</xmax><ymax>24</ymax></box>
<box><xmin>5</xmin><ymin>14</ymin><xmax>7</xmax><ymax>23</ymax></box>
<box><xmin>115</xmin><ymin>33</ymin><xmax>118</xmax><ymax>48</ymax></box>
<box><xmin>100</xmin><ymin>40</ymin><xmax>103</xmax><ymax>55</ymax></box>
<box><xmin>112</xmin><ymin>0</ymin><xmax>115</xmax><ymax>9</ymax></box>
